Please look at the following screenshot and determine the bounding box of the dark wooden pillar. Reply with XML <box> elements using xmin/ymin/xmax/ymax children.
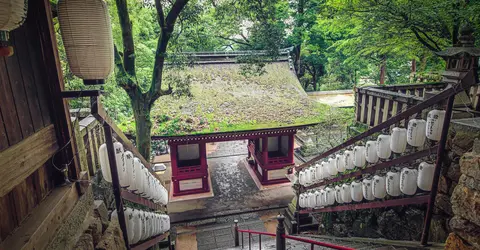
<box><xmin>169</xmin><ymin>143</ymin><xmax>179</xmax><ymax>194</ymax></box>
<box><xmin>262</xmin><ymin>136</ymin><xmax>268</xmax><ymax>165</ymax></box>
<box><xmin>199</xmin><ymin>142</ymin><xmax>209</xmax><ymax>192</ymax></box>
<box><xmin>288</xmin><ymin>134</ymin><xmax>295</xmax><ymax>163</ymax></box>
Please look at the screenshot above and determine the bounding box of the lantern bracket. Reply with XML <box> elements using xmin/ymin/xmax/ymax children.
<box><xmin>60</xmin><ymin>90</ymin><xmax>103</xmax><ymax>99</ymax></box>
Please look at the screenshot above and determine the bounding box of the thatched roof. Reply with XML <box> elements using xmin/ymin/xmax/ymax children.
<box><xmin>121</xmin><ymin>62</ymin><xmax>327</xmax><ymax>136</ymax></box>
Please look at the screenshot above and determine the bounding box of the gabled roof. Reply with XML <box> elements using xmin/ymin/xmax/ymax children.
<box><xmin>120</xmin><ymin>61</ymin><xmax>326</xmax><ymax>136</ymax></box>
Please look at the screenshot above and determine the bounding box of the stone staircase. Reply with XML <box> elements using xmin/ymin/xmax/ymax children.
<box><xmin>283</xmin><ymin>203</ymin><xmax>318</xmax><ymax>234</ymax></box>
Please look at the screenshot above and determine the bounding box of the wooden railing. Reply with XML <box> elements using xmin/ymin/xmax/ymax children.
<box><xmin>355</xmin><ymin>82</ymin><xmax>480</xmax><ymax>127</ymax></box>
<box><xmin>296</xmin><ymin>68</ymin><xmax>477</xmax><ymax>246</ymax></box>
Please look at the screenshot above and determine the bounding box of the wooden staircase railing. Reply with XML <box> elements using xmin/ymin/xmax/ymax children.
<box><xmin>294</xmin><ymin>67</ymin><xmax>477</xmax><ymax>246</ymax></box>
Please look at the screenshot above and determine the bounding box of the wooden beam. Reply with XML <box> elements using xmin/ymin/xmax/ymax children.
<box><xmin>0</xmin><ymin>125</ymin><xmax>58</xmax><ymax>197</ymax></box>
<box><xmin>0</xmin><ymin>184</ymin><xmax>79</xmax><ymax>250</ymax></box>
<box><xmin>131</xmin><ymin>232</ymin><xmax>169</xmax><ymax>250</ymax></box>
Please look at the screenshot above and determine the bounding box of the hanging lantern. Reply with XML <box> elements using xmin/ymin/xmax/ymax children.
<box><xmin>365</xmin><ymin>141</ymin><xmax>379</xmax><ymax>164</ymax></box>
<box><xmin>400</xmin><ymin>167</ymin><xmax>418</xmax><ymax>195</ymax></box>
<box><xmin>0</xmin><ymin>0</ymin><xmax>27</xmax><ymax>57</ymax></box>
<box><xmin>362</xmin><ymin>178</ymin><xmax>374</xmax><ymax>201</ymax></box>
<box><xmin>308</xmin><ymin>192</ymin><xmax>316</xmax><ymax>208</ymax></box>
<box><xmin>426</xmin><ymin>109</ymin><xmax>446</xmax><ymax>141</ymax></box>
<box><xmin>344</xmin><ymin>150</ymin><xmax>355</xmax><ymax>170</ymax></box>
<box><xmin>112</xmin><ymin>208</ymin><xmax>135</xmax><ymax>243</ymax></box>
<box><xmin>131</xmin><ymin>209</ymin><xmax>143</xmax><ymax>244</ymax></box>
<box><xmin>335</xmin><ymin>185</ymin><xmax>344</xmax><ymax>204</ymax></box>
<box><xmin>407</xmin><ymin>119</ymin><xmax>426</xmax><ymax>147</ymax></box>
<box><xmin>114</xmin><ymin>142</ymin><xmax>127</xmax><ymax>187</ymax></box>
<box><xmin>336</xmin><ymin>154</ymin><xmax>346</xmax><ymax>173</ymax></box>
<box><xmin>372</xmin><ymin>175</ymin><xmax>386</xmax><ymax>199</ymax></box>
<box><xmin>386</xmin><ymin>170</ymin><xmax>401</xmax><ymax>196</ymax></box>
<box><xmin>377</xmin><ymin>134</ymin><xmax>391</xmax><ymax>159</ymax></box>
<box><xmin>314</xmin><ymin>191</ymin><xmax>321</xmax><ymax>207</ymax></box>
<box><xmin>351</xmin><ymin>181</ymin><xmax>363</xmax><ymax>202</ymax></box>
<box><xmin>299</xmin><ymin>194</ymin><xmax>305</xmax><ymax>208</ymax></box>
<box><xmin>327</xmin><ymin>157</ymin><xmax>338</xmax><ymax>176</ymax></box>
<box><xmin>353</xmin><ymin>146</ymin><xmax>366</xmax><ymax>167</ymax></box>
<box><xmin>325</xmin><ymin>187</ymin><xmax>335</xmax><ymax>205</ymax></box>
<box><xmin>418</xmin><ymin>162</ymin><xmax>435</xmax><ymax>191</ymax></box>
<box><xmin>320</xmin><ymin>161</ymin><xmax>329</xmax><ymax>179</ymax></box>
<box><xmin>299</xmin><ymin>171</ymin><xmax>306</xmax><ymax>186</ymax></box>
<box><xmin>390</xmin><ymin>127</ymin><xmax>407</xmax><ymax>153</ymax></box>
<box><xmin>320</xmin><ymin>189</ymin><xmax>327</xmax><ymax>206</ymax></box>
<box><xmin>309</xmin><ymin>166</ymin><xmax>317</xmax><ymax>183</ymax></box>
<box><xmin>58</xmin><ymin>0</ymin><xmax>114</xmax><ymax>85</ymax></box>
<box><xmin>305</xmin><ymin>168</ymin><xmax>312</xmax><ymax>185</ymax></box>
<box><xmin>341</xmin><ymin>183</ymin><xmax>352</xmax><ymax>203</ymax></box>
<box><xmin>315</xmin><ymin>163</ymin><xmax>323</xmax><ymax>181</ymax></box>
<box><xmin>124</xmin><ymin>151</ymin><xmax>134</xmax><ymax>189</ymax></box>
<box><xmin>98</xmin><ymin>144</ymin><xmax>112</xmax><ymax>182</ymax></box>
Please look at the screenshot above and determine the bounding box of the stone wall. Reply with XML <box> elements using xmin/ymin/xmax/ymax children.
<box><xmin>445</xmin><ymin>139</ymin><xmax>480</xmax><ymax>249</ymax></box>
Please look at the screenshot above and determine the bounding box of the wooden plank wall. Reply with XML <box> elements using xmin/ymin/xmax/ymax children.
<box><xmin>0</xmin><ymin>1</ymin><xmax>61</xmax><ymax>242</ymax></box>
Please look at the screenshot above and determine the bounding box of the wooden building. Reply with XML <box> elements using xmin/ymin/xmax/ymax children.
<box><xmin>146</xmin><ymin>55</ymin><xmax>323</xmax><ymax>196</ymax></box>
<box><xmin>0</xmin><ymin>0</ymin><xmax>85</xmax><ymax>248</ymax></box>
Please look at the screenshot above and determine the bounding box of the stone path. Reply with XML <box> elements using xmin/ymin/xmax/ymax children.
<box><xmin>168</xmin><ymin>141</ymin><xmax>294</xmax><ymax>222</ymax></box>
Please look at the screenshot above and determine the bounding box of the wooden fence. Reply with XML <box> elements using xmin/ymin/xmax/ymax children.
<box><xmin>355</xmin><ymin>82</ymin><xmax>480</xmax><ymax>127</ymax></box>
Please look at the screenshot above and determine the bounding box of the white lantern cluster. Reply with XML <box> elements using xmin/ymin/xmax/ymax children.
<box><xmin>112</xmin><ymin>208</ymin><xmax>170</xmax><ymax>244</ymax></box>
<box><xmin>299</xmin><ymin>161</ymin><xmax>436</xmax><ymax>208</ymax></box>
<box><xmin>99</xmin><ymin>143</ymin><xmax>168</xmax><ymax>205</ymax></box>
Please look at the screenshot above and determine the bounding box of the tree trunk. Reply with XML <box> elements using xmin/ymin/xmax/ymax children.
<box><xmin>410</xmin><ymin>59</ymin><xmax>416</xmax><ymax>83</ymax></box>
<box><xmin>131</xmin><ymin>97</ymin><xmax>153</xmax><ymax>160</ymax></box>
<box><xmin>379</xmin><ymin>55</ymin><xmax>387</xmax><ymax>85</ymax></box>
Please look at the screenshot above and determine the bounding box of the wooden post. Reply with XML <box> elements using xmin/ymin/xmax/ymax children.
<box><xmin>420</xmin><ymin>95</ymin><xmax>455</xmax><ymax>246</ymax></box>
<box><xmin>234</xmin><ymin>220</ymin><xmax>239</xmax><ymax>247</ymax></box>
<box><xmin>288</xmin><ymin>134</ymin><xmax>295</xmax><ymax>163</ymax></box>
<box><xmin>104</xmin><ymin>125</ymin><xmax>130</xmax><ymax>249</ymax></box>
<box><xmin>276</xmin><ymin>215</ymin><xmax>286</xmax><ymax>250</ymax></box>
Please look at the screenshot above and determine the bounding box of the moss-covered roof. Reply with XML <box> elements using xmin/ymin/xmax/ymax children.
<box><xmin>121</xmin><ymin>62</ymin><xmax>329</xmax><ymax>136</ymax></box>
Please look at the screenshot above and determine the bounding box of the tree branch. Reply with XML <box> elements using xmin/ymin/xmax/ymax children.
<box><xmin>149</xmin><ymin>0</ymin><xmax>189</xmax><ymax>104</ymax></box>
<box><xmin>410</xmin><ymin>27</ymin><xmax>441</xmax><ymax>52</ymax></box>
<box><xmin>216</xmin><ymin>35</ymin><xmax>252</xmax><ymax>47</ymax></box>
<box><xmin>115</xmin><ymin>0</ymin><xmax>136</xmax><ymax>77</ymax></box>
<box><xmin>114</xmin><ymin>45</ymin><xmax>137</xmax><ymax>97</ymax></box>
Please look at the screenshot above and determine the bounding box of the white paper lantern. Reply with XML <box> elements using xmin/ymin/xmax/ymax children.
<box><xmin>365</xmin><ymin>141</ymin><xmax>379</xmax><ymax>163</ymax></box>
<box><xmin>426</xmin><ymin>109</ymin><xmax>446</xmax><ymax>141</ymax></box>
<box><xmin>386</xmin><ymin>170</ymin><xmax>401</xmax><ymax>196</ymax></box>
<box><xmin>131</xmin><ymin>209</ymin><xmax>143</xmax><ymax>244</ymax></box>
<box><xmin>314</xmin><ymin>163</ymin><xmax>323</xmax><ymax>181</ymax></box>
<box><xmin>99</xmin><ymin>144</ymin><xmax>112</xmax><ymax>182</ymax></box>
<box><xmin>325</xmin><ymin>187</ymin><xmax>335</xmax><ymax>205</ymax></box>
<box><xmin>320</xmin><ymin>161</ymin><xmax>329</xmax><ymax>179</ymax></box>
<box><xmin>344</xmin><ymin>150</ymin><xmax>355</xmax><ymax>170</ymax></box>
<box><xmin>351</xmin><ymin>181</ymin><xmax>363</xmax><ymax>202</ymax></box>
<box><xmin>418</xmin><ymin>162</ymin><xmax>435</xmax><ymax>191</ymax></box>
<box><xmin>335</xmin><ymin>185</ymin><xmax>344</xmax><ymax>204</ymax></box>
<box><xmin>341</xmin><ymin>183</ymin><xmax>352</xmax><ymax>203</ymax></box>
<box><xmin>407</xmin><ymin>119</ymin><xmax>426</xmax><ymax>147</ymax></box>
<box><xmin>400</xmin><ymin>168</ymin><xmax>418</xmax><ymax>195</ymax></box>
<box><xmin>308</xmin><ymin>192</ymin><xmax>316</xmax><ymax>208</ymax></box>
<box><xmin>353</xmin><ymin>146</ymin><xmax>366</xmax><ymax>167</ymax></box>
<box><xmin>314</xmin><ymin>190</ymin><xmax>321</xmax><ymax>207</ymax></box>
<box><xmin>320</xmin><ymin>189</ymin><xmax>326</xmax><ymax>206</ymax></box>
<box><xmin>112</xmin><ymin>209</ymin><xmax>135</xmax><ymax>243</ymax></box>
<box><xmin>299</xmin><ymin>171</ymin><xmax>306</xmax><ymax>186</ymax></box>
<box><xmin>58</xmin><ymin>0</ymin><xmax>114</xmax><ymax>83</ymax></box>
<box><xmin>327</xmin><ymin>158</ymin><xmax>338</xmax><ymax>176</ymax></box>
<box><xmin>372</xmin><ymin>175</ymin><xmax>386</xmax><ymax>199</ymax></box>
<box><xmin>390</xmin><ymin>127</ymin><xmax>407</xmax><ymax>153</ymax></box>
<box><xmin>336</xmin><ymin>154</ymin><xmax>346</xmax><ymax>173</ymax></box>
<box><xmin>114</xmin><ymin>142</ymin><xmax>128</xmax><ymax>188</ymax></box>
<box><xmin>0</xmin><ymin>0</ymin><xmax>27</xmax><ymax>56</ymax></box>
<box><xmin>299</xmin><ymin>194</ymin><xmax>305</xmax><ymax>208</ymax></box>
<box><xmin>362</xmin><ymin>178</ymin><xmax>374</xmax><ymax>201</ymax></box>
<box><xmin>377</xmin><ymin>135</ymin><xmax>392</xmax><ymax>159</ymax></box>
<box><xmin>124</xmin><ymin>151</ymin><xmax>134</xmax><ymax>189</ymax></box>
<box><xmin>309</xmin><ymin>166</ymin><xmax>317</xmax><ymax>183</ymax></box>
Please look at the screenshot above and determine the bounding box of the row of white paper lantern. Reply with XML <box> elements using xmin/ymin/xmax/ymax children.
<box><xmin>112</xmin><ymin>208</ymin><xmax>170</xmax><ymax>245</ymax></box>
<box><xmin>99</xmin><ymin>142</ymin><xmax>168</xmax><ymax>205</ymax></box>
<box><xmin>299</xmin><ymin>162</ymin><xmax>435</xmax><ymax>208</ymax></box>
<box><xmin>298</xmin><ymin>109</ymin><xmax>445</xmax><ymax>187</ymax></box>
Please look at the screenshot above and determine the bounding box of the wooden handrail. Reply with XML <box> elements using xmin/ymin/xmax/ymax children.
<box><xmin>282</xmin><ymin>235</ymin><xmax>355</xmax><ymax>250</ymax></box>
<box><xmin>237</xmin><ymin>229</ymin><xmax>276</xmax><ymax>237</ymax></box>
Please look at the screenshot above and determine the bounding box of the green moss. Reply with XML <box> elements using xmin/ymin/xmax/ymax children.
<box><xmin>119</xmin><ymin>62</ymin><xmax>355</xmax><ymax>136</ymax></box>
